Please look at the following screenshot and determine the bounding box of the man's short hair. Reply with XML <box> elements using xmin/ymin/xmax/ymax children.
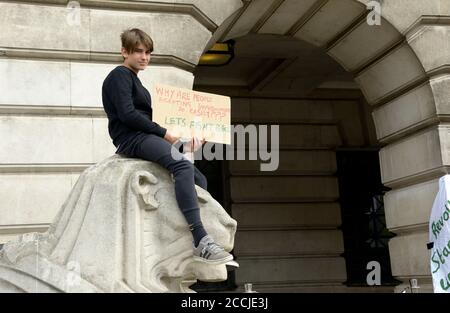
<box><xmin>120</xmin><ymin>28</ymin><xmax>154</xmax><ymax>55</ymax></box>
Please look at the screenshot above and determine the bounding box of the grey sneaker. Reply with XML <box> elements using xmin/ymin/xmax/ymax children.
<box><xmin>193</xmin><ymin>235</ymin><xmax>233</xmax><ymax>264</ymax></box>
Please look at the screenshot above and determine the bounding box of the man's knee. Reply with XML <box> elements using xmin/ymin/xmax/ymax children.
<box><xmin>172</xmin><ymin>159</ymin><xmax>195</xmax><ymax>175</ymax></box>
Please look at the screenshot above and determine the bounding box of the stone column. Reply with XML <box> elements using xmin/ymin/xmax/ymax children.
<box><xmin>356</xmin><ymin>0</ymin><xmax>450</xmax><ymax>292</ymax></box>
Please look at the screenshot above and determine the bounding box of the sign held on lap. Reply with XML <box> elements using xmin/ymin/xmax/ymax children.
<box><xmin>152</xmin><ymin>84</ymin><xmax>231</xmax><ymax>145</ymax></box>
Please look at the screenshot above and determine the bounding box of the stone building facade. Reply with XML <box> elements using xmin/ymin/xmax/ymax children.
<box><xmin>1</xmin><ymin>0</ymin><xmax>449</xmax><ymax>292</ymax></box>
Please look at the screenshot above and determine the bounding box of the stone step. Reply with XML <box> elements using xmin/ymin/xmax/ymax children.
<box><xmin>234</xmin><ymin>256</ymin><xmax>347</xmax><ymax>285</ymax></box>
<box><xmin>234</xmin><ymin>229</ymin><xmax>344</xmax><ymax>256</ymax></box>
<box><xmin>230</xmin><ymin>124</ymin><xmax>342</xmax><ymax>149</ymax></box>
<box><xmin>231</xmin><ymin>203</ymin><xmax>342</xmax><ymax>229</ymax></box>
<box><xmin>228</xmin><ymin>150</ymin><xmax>336</xmax><ymax>175</ymax></box>
<box><xmin>232</xmin><ymin>283</ymin><xmax>395</xmax><ymax>293</ymax></box>
<box><xmin>231</xmin><ymin>98</ymin><xmax>335</xmax><ymax>121</ymax></box>
<box><xmin>230</xmin><ymin>176</ymin><xmax>339</xmax><ymax>202</ymax></box>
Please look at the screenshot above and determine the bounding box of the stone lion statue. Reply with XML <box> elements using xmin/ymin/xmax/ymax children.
<box><xmin>0</xmin><ymin>155</ymin><xmax>237</xmax><ymax>292</ymax></box>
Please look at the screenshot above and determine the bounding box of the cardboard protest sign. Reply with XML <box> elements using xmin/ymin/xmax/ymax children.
<box><xmin>152</xmin><ymin>84</ymin><xmax>231</xmax><ymax>145</ymax></box>
<box><xmin>429</xmin><ymin>175</ymin><xmax>450</xmax><ymax>292</ymax></box>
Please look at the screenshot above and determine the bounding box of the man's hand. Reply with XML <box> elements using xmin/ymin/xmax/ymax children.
<box><xmin>183</xmin><ymin>136</ymin><xmax>205</xmax><ymax>152</ymax></box>
<box><xmin>164</xmin><ymin>130</ymin><xmax>180</xmax><ymax>144</ymax></box>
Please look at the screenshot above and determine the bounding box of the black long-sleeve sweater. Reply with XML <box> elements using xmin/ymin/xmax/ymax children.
<box><xmin>102</xmin><ymin>65</ymin><xmax>167</xmax><ymax>149</ymax></box>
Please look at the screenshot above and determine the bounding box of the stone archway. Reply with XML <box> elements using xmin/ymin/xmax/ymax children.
<box><xmin>195</xmin><ymin>0</ymin><xmax>450</xmax><ymax>292</ymax></box>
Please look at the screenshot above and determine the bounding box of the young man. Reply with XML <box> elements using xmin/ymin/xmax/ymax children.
<box><xmin>102</xmin><ymin>28</ymin><xmax>233</xmax><ymax>264</ymax></box>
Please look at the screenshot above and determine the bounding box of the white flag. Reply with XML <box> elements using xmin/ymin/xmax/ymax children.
<box><xmin>429</xmin><ymin>175</ymin><xmax>450</xmax><ymax>292</ymax></box>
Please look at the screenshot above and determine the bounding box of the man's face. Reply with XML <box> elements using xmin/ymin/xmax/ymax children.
<box><xmin>121</xmin><ymin>43</ymin><xmax>151</xmax><ymax>73</ymax></box>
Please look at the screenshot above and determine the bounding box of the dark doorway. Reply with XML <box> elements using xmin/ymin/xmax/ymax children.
<box><xmin>336</xmin><ymin>150</ymin><xmax>400</xmax><ymax>287</ymax></box>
